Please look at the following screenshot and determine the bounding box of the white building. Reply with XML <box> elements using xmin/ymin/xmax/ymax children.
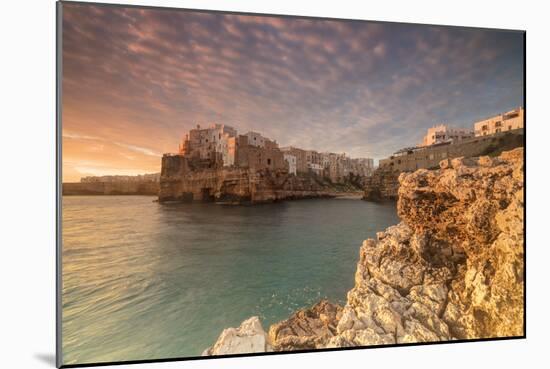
<box><xmin>474</xmin><ymin>107</ymin><xmax>524</xmax><ymax>137</ymax></box>
<box><xmin>284</xmin><ymin>154</ymin><xmax>297</xmax><ymax>175</ymax></box>
<box><xmin>421</xmin><ymin>124</ymin><xmax>473</xmax><ymax>147</ymax></box>
<box><xmin>308</xmin><ymin>163</ymin><xmax>324</xmax><ymax>176</ymax></box>
<box><xmin>179</xmin><ymin>123</ymin><xmax>237</xmax><ymax>165</ymax></box>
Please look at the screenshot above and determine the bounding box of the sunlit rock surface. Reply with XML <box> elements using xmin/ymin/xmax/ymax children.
<box><xmin>205</xmin><ymin>148</ymin><xmax>524</xmax><ymax>353</ymax></box>
<box><xmin>202</xmin><ymin>316</ymin><xmax>272</xmax><ymax>356</ymax></box>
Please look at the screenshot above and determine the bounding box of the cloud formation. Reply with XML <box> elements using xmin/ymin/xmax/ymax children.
<box><xmin>61</xmin><ymin>3</ymin><xmax>524</xmax><ymax>181</ymax></box>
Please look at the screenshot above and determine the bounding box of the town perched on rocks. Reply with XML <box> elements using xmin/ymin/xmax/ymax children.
<box><xmin>158</xmin><ymin>123</ymin><xmax>375</xmax><ymax>203</ymax></box>
<box><xmin>197</xmin><ymin>106</ymin><xmax>525</xmax><ymax>354</ymax></box>
<box><xmin>203</xmin><ymin>145</ymin><xmax>525</xmax><ymax>356</ymax></box>
<box><xmin>59</xmin><ymin>6</ymin><xmax>526</xmax><ymax>365</ymax></box>
<box><xmin>61</xmin><ymin>107</ymin><xmax>525</xmax><ymax>354</ymax></box>
<box><xmin>63</xmin><ymin>107</ymin><xmax>524</xmax><ymax>204</ymax></box>
<box><xmin>363</xmin><ymin>107</ymin><xmax>524</xmax><ymax>201</ymax></box>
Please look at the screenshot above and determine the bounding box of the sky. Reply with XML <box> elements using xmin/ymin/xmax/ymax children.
<box><xmin>61</xmin><ymin>3</ymin><xmax>524</xmax><ymax>182</ymax></box>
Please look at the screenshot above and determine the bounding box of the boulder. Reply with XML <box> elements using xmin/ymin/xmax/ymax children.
<box><xmin>202</xmin><ymin>316</ymin><xmax>272</xmax><ymax>356</ymax></box>
<box><xmin>268</xmin><ymin>300</ymin><xmax>342</xmax><ymax>351</ymax></box>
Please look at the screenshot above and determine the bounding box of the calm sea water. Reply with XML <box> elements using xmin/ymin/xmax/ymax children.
<box><xmin>62</xmin><ymin>196</ymin><xmax>398</xmax><ymax>365</ymax></box>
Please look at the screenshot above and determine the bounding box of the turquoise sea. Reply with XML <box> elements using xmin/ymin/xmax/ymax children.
<box><xmin>61</xmin><ymin>196</ymin><xmax>398</xmax><ymax>365</ymax></box>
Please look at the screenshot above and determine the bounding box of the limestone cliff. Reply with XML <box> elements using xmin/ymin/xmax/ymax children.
<box><xmin>204</xmin><ymin>148</ymin><xmax>524</xmax><ymax>354</ymax></box>
<box><xmin>160</xmin><ymin>154</ymin><xmax>346</xmax><ymax>204</ymax></box>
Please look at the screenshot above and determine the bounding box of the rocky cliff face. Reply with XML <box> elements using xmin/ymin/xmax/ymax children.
<box><xmin>160</xmin><ymin>155</ymin><xmax>337</xmax><ymax>204</ymax></box>
<box><xmin>362</xmin><ymin>167</ymin><xmax>400</xmax><ymax>201</ymax></box>
<box><xmin>203</xmin><ymin>148</ymin><xmax>524</xmax><ymax>354</ymax></box>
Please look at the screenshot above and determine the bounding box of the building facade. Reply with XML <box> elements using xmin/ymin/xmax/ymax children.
<box><xmin>176</xmin><ymin>124</ymin><xmax>374</xmax><ymax>181</ymax></box>
<box><xmin>474</xmin><ymin>107</ymin><xmax>524</xmax><ymax>137</ymax></box>
<box><xmin>179</xmin><ymin>123</ymin><xmax>237</xmax><ymax>165</ymax></box>
<box><xmin>421</xmin><ymin>124</ymin><xmax>473</xmax><ymax>147</ymax></box>
<box><xmin>280</xmin><ymin>146</ymin><xmax>308</xmax><ymax>173</ymax></box>
<box><xmin>284</xmin><ymin>154</ymin><xmax>297</xmax><ymax>175</ymax></box>
<box><xmin>178</xmin><ymin>125</ymin><xmax>287</xmax><ymax>172</ymax></box>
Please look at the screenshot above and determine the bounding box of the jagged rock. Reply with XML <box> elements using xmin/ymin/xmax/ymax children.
<box><xmin>329</xmin><ymin>148</ymin><xmax>523</xmax><ymax>346</ymax></box>
<box><xmin>268</xmin><ymin>300</ymin><xmax>342</xmax><ymax>351</ymax></box>
<box><xmin>202</xmin><ymin>317</ymin><xmax>272</xmax><ymax>356</ymax></box>
<box><xmin>203</xmin><ymin>148</ymin><xmax>523</xmax><ymax>354</ymax></box>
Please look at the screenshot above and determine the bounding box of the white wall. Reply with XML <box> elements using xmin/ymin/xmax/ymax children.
<box><xmin>1</xmin><ymin>1</ymin><xmax>546</xmax><ymax>369</ymax></box>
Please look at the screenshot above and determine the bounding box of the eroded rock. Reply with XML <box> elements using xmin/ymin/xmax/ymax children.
<box><xmin>268</xmin><ymin>300</ymin><xmax>342</xmax><ymax>351</ymax></box>
<box><xmin>202</xmin><ymin>316</ymin><xmax>272</xmax><ymax>356</ymax></box>
<box><xmin>204</xmin><ymin>148</ymin><xmax>524</xmax><ymax>354</ymax></box>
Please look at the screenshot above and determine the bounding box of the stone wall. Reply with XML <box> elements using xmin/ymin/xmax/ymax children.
<box><xmin>235</xmin><ymin>144</ymin><xmax>287</xmax><ymax>172</ymax></box>
<box><xmin>379</xmin><ymin>129</ymin><xmax>523</xmax><ymax>172</ymax></box>
<box><xmin>62</xmin><ymin>181</ymin><xmax>159</xmax><ymax>196</ymax></box>
<box><xmin>204</xmin><ymin>148</ymin><xmax>524</xmax><ymax>354</ymax></box>
<box><xmin>364</xmin><ymin>130</ymin><xmax>524</xmax><ymax>201</ymax></box>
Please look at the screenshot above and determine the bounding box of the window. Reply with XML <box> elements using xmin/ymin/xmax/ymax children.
<box><xmin>495</xmin><ymin>121</ymin><xmax>502</xmax><ymax>127</ymax></box>
<box><xmin>267</xmin><ymin>159</ymin><xmax>271</xmax><ymax>165</ymax></box>
<box><xmin>496</xmin><ymin>128</ymin><xmax>501</xmax><ymax>133</ymax></box>
<box><xmin>482</xmin><ymin>125</ymin><xmax>488</xmax><ymax>130</ymax></box>
<box><xmin>508</xmin><ymin>125</ymin><xmax>512</xmax><ymax>130</ymax></box>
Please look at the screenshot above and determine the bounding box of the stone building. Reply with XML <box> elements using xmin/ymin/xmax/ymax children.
<box><xmin>284</xmin><ymin>154</ymin><xmax>297</xmax><ymax>175</ymax></box>
<box><xmin>244</xmin><ymin>131</ymin><xmax>279</xmax><ymax>149</ymax></box>
<box><xmin>280</xmin><ymin>146</ymin><xmax>308</xmax><ymax>173</ymax></box>
<box><xmin>175</xmin><ymin>124</ymin><xmax>374</xmax><ymax>181</ymax></box>
<box><xmin>179</xmin><ymin>123</ymin><xmax>237</xmax><ymax>165</ymax></box>
<box><xmin>306</xmin><ymin>150</ymin><xmax>323</xmax><ymax>175</ymax></box>
<box><xmin>178</xmin><ymin>124</ymin><xmax>287</xmax><ymax>172</ymax></box>
<box><xmin>233</xmin><ymin>136</ymin><xmax>287</xmax><ymax>172</ymax></box>
<box><xmin>420</xmin><ymin>124</ymin><xmax>473</xmax><ymax>147</ymax></box>
<box><xmin>350</xmin><ymin>158</ymin><xmax>375</xmax><ymax>177</ymax></box>
<box><xmin>319</xmin><ymin>153</ymin><xmax>373</xmax><ymax>182</ymax></box>
<box><xmin>474</xmin><ymin>107</ymin><xmax>524</xmax><ymax>137</ymax></box>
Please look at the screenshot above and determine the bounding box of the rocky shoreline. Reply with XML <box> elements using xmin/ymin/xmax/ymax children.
<box><xmin>159</xmin><ymin>154</ymin><xmax>365</xmax><ymax>204</ymax></box>
<box><xmin>203</xmin><ymin>148</ymin><xmax>524</xmax><ymax>355</ymax></box>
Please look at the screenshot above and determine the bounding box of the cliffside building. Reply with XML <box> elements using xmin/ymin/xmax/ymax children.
<box><xmin>420</xmin><ymin>124</ymin><xmax>473</xmax><ymax>147</ymax></box>
<box><xmin>306</xmin><ymin>150</ymin><xmax>322</xmax><ymax>171</ymax></box>
<box><xmin>280</xmin><ymin>146</ymin><xmax>308</xmax><ymax>173</ymax></box>
<box><xmin>174</xmin><ymin>124</ymin><xmax>374</xmax><ymax>181</ymax></box>
<box><xmin>284</xmin><ymin>154</ymin><xmax>297</xmax><ymax>175</ymax></box>
<box><xmin>233</xmin><ymin>135</ymin><xmax>286</xmax><ymax>171</ymax></box>
<box><xmin>177</xmin><ymin>124</ymin><xmax>287</xmax><ymax>172</ymax></box>
<box><xmin>474</xmin><ymin>107</ymin><xmax>524</xmax><ymax>137</ymax></box>
<box><xmin>179</xmin><ymin>123</ymin><xmax>237</xmax><ymax>165</ymax></box>
<box><xmin>351</xmin><ymin>158</ymin><xmax>375</xmax><ymax>177</ymax></box>
<box><xmin>244</xmin><ymin>131</ymin><xmax>279</xmax><ymax>149</ymax></box>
